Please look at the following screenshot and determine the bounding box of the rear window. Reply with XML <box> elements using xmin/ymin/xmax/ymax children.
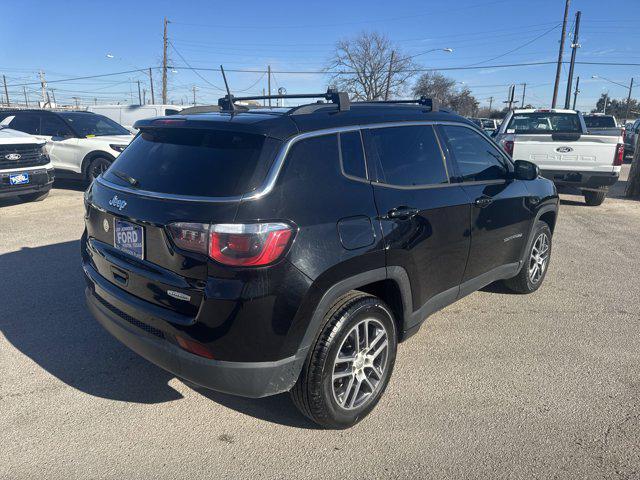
<box><xmin>103</xmin><ymin>128</ymin><xmax>275</xmax><ymax>197</ymax></box>
<box><xmin>506</xmin><ymin>112</ymin><xmax>582</xmax><ymax>134</ymax></box>
<box><xmin>583</xmin><ymin>116</ymin><xmax>616</xmax><ymax>128</ymax></box>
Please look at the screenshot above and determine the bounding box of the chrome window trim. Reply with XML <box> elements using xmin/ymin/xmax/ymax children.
<box><xmin>95</xmin><ymin>120</ymin><xmax>482</xmax><ymax>203</ymax></box>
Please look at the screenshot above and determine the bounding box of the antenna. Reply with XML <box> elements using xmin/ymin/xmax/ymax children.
<box><xmin>219</xmin><ymin>65</ymin><xmax>236</xmax><ymax>111</ymax></box>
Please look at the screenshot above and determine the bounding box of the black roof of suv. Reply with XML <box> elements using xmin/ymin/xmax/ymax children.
<box><xmin>82</xmin><ymin>91</ymin><xmax>559</xmax><ymax>429</ymax></box>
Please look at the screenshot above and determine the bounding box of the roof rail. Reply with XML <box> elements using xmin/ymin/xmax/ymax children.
<box><xmin>218</xmin><ymin>88</ymin><xmax>350</xmax><ymax>112</ymax></box>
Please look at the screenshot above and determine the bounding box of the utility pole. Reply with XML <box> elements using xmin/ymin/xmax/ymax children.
<box><xmin>505</xmin><ymin>84</ymin><xmax>515</xmax><ymax>110</ymax></box>
<box><xmin>267</xmin><ymin>65</ymin><xmax>271</xmax><ymax>107</ymax></box>
<box><xmin>94</xmin><ymin>97</ymin><xmax>97</xmax><ymax>106</ymax></box>
<box><xmin>23</xmin><ymin>86</ymin><xmax>28</xmax><ymax>106</ymax></box>
<box><xmin>149</xmin><ymin>68</ymin><xmax>155</xmax><ymax>104</ymax></box>
<box><xmin>143</xmin><ymin>88</ymin><xmax>146</xmax><ymax>105</ymax></box>
<box><xmin>384</xmin><ymin>50</ymin><xmax>395</xmax><ymax>101</ymax></box>
<box><xmin>2</xmin><ymin>75</ymin><xmax>9</xmax><ymax>107</ymax></box>
<box><xmin>39</xmin><ymin>70</ymin><xmax>47</xmax><ymax>106</ymax></box>
<box><xmin>603</xmin><ymin>92</ymin><xmax>608</xmax><ymax>114</ymax></box>
<box><xmin>624</xmin><ymin>78</ymin><xmax>634</xmax><ymax>123</ymax></box>
<box><xmin>521</xmin><ymin>83</ymin><xmax>527</xmax><ymax>108</ymax></box>
<box><xmin>50</xmin><ymin>89</ymin><xmax>57</xmax><ymax>106</ymax></box>
<box><xmin>137</xmin><ymin>80</ymin><xmax>142</xmax><ymax>105</ymax></box>
<box><xmin>162</xmin><ymin>17</ymin><xmax>169</xmax><ymax>104</ymax></box>
<box><xmin>72</xmin><ymin>96</ymin><xmax>79</xmax><ymax>108</ymax></box>
<box><xmin>488</xmin><ymin>96</ymin><xmax>493</xmax><ymax>112</ymax></box>
<box><xmin>572</xmin><ymin>76</ymin><xmax>580</xmax><ymax>110</ymax></box>
<box><xmin>564</xmin><ymin>10</ymin><xmax>581</xmax><ymax>109</ymax></box>
<box><xmin>552</xmin><ymin>0</ymin><xmax>571</xmax><ymax>108</ymax></box>
<box><xmin>192</xmin><ymin>85</ymin><xmax>197</xmax><ymax>106</ymax></box>
<box><xmin>46</xmin><ymin>92</ymin><xmax>51</xmax><ymax>108</ymax></box>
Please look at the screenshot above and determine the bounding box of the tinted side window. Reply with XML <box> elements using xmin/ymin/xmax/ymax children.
<box><xmin>441</xmin><ymin>125</ymin><xmax>507</xmax><ymax>182</ymax></box>
<box><xmin>41</xmin><ymin>115</ymin><xmax>72</xmax><ymax>137</ymax></box>
<box><xmin>339</xmin><ymin>130</ymin><xmax>366</xmax><ymax>179</ymax></box>
<box><xmin>9</xmin><ymin>114</ymin><xmax>41</xmax><ymax>135</ymax></box>
<box><xmin>368</xmin><ymin>125</ymin><xmax>447</xmax><ymax>186</ymax></box>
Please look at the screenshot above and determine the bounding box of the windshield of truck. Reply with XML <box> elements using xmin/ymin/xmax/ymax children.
<box><xmin>506</xmin><ymin>112</ymin><xmax>582</xmax><ymax>134</ymax></box>
<box><xmin>583</xmin><ymin>116</ymin><xmax>616</xmax><ymax>128</ymax></box>
<box><xmin>58</xmin><ymin>112</ymin><xmax>130</xmax><ymax>137</ymax></box>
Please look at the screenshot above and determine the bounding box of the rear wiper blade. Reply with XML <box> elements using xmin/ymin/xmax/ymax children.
<box><xmin>112</xmin><ymin>170</ymin><xmax>139</xmax><ymax>188</ymax></box>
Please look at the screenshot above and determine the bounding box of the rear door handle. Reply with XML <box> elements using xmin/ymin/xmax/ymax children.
<box><xmin>474</xmin><ymin>196</ymin><xmax>494</xmax><ymax>208</ymax></box>
<box><xmin>386</xmin><ymin>206</ymin><xmax>420</xmax><ymax>219</ymax></box>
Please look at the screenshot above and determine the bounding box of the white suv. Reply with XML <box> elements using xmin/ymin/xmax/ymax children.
<box><xmin>0</xmin><ymin>110</ymin><xmax>134</xmax><ymax>181</ymax></box>
<box><xmin>0</xmin><ymin>126</ymin><xmax>54</xmax><ymax>202</ymax></box>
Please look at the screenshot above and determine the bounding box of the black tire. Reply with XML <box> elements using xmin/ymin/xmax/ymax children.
<box><xmin>86</xmin><ymin>157</ymin><xmax>112</xmax><ymax>182</ymax></box>
<box><xmin>290</xmin><ymin>291</ymin><xmax>398</xmax><ymax>429</ymax></box>
<box><xmin>18</xmin><ymin>190</ymin><xmax>50</xmax><ymax>202</ymax></box>
<box><xmin>503</xmin><ymin>221</ymin><xmax>552</xmax><ymax>294</ymax></box>
<box><xmin>583</xmin><ymin>189</ymin><xmax>607</xmax><ymax>206</ymax></box>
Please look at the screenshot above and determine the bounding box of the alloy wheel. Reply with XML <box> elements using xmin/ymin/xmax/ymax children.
<box><xmin>331</xmin><ymin>318</ymin><xmax>389</xmax><ymax>410</ymax></box>
<box><xmin>529</xmin><ymin>233</ymin><xmax>550</xmax><ymax>284</ymax></box>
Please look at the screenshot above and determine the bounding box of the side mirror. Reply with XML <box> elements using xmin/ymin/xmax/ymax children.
<box><xmin>513</xmin><ymin>159</ymin><xmax>539</xmax><ymax>181</ymax></box>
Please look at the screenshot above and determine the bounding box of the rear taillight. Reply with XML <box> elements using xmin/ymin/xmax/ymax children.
<box><xmin>167</xmin><ymin>222</ymin><xmax>294</xmax><ymax>267</ymax></box>
<box><xmin>502</xmin><ymin>140</ymin><xmax>514</xmax><ymax>157</ymax></box>
<box><xmin>614</xmin><ymin>143</ymin><xmax>624</xmax><ymax>166</ymax></box>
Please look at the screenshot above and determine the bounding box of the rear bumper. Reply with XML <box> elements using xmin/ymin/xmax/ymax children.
<box><xmin>539</xmin><ymin>169</ymin><xmax>619</xmax><ymax>189</ymax></box>
<box><xmin>83</xmin><ymin>262</ymin><xmax>307</xmax><ymax>398</ymax></box>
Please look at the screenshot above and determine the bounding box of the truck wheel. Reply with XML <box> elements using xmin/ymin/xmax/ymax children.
<box><xmin>19</xmin><ymin>190</ymin><xmax>50</xmax><ymax>202</ymax></box>
<box><xmin>583</xmin><ymin>189</ymin><xmax>607</xmax><ymax>206</ymax></box>
<box><xmin>87</xmin><ymin>157</ymin><xmax>112</xmax><ymax>182</ymax></box>
<box><xmin>290</xmin><ymin>292</ymin><xmax>397</xmax><ymax>429</ymax></box>
<box><xmin>503</xmin><ymin>221</ymin><xmax>552</xmax><ymax>294</ymax></box>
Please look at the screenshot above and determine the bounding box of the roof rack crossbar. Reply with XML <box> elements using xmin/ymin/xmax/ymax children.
<box><xmin>218</xmin><ymin>88</ymin><xmax>350</xmax><ymax>112</ymax></box>
<box><xmin>355</xmin><ymin>97</ymin><xmax>438</xmax><ymax>111</ymax></box>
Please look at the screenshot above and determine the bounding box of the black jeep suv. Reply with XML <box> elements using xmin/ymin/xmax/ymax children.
<box><xmin>82</xmin><ymin>92</ymin><xmax>558</xmax><ymax>428</ymax></box>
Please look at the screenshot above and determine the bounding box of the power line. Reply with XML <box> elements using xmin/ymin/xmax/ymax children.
<box><xmin>168</xmin><ymin>41</ymin><xmax>225</xmax><ymax>91</ymax></box>
<box><xmin>464</xmin><ymin>23</ymin><xmax>561</xmax><ymax>66</ymax></box>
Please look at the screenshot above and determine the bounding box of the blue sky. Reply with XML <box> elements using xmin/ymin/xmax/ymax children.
<box><xmin>1</xmin><ymin>0</ymin><xmax>638</xmax><ymax>112</ymax></box>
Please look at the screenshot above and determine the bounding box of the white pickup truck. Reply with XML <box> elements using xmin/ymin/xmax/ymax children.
<box><xmin>494</xmin><ymin>109</ymin><xmax>624</xmax><ymax>206</ymax></box>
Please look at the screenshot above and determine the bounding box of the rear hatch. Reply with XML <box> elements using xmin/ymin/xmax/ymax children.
<box><xmin>512</xmin><ymin>134</ymin><xmax>619</xmax><ymax>172</ymax></box>
<box><xmin>84</xmin><ymin>123</ymin><xmax>281</xmax><ymax>318</ymax></box>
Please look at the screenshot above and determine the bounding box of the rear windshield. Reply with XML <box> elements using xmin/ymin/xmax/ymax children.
<box><xmin>481</xmin><ymin>119</ymin><xmax>495</xmax><ymax>129</ymax></box>
<box><xmin>583</xmin><ymin>116</ymin><xmax>616</xmax><ymax>128</ymax></box>
<box><xmin>506</xmin><ymin>112</ymin><xmax>582</xmax><ymax>134</ymax></box>
<box><xmin>103</xmin><ymin>128</ymin><xmax>274</xmax><ymax>197</ymax></box>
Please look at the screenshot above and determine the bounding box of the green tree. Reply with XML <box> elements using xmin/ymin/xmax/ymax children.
<box><xmin>413</xmin><ymin>72</ymin><xmax>479</xmax><ymax>117</ymax></box>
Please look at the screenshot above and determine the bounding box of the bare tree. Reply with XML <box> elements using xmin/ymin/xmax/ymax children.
<box><xmin>327</xmin><ymin>32</ymin><xmax>417</xmax><ymax>101</ymax></box>
<box><xmin>413</xmin><ymin>72</ymin><xmax>479</xmax><ymax>117</ymax></box>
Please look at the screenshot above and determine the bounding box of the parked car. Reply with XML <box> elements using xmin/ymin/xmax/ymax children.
<box><xmin>624</xmin><ymin>119</ymin><xmax>640</xmax><ymax>156</ymax></box>
<box><xmin>582</xmin><ymin>113</ymin><xmax>623</xmax><ymax>137</ymax></box>
<box><xmin>0</xmin><ymin>125</ymin><xmax>54</xmax><ymax>202</ymax></box>
<box><xmin>87</xmin><ymin>104</ymin><xmax>182</xmax><ymax>132</ymax></box>
<box><xmin>82</xmin><ymin>92</ymin><xmax>559</xmax><ymax>428</ymax></box>
<box><xmin>469</xmin><ymin>117</ymin><xmax>498</xmax><ymax>135</ymax></box>
<box><xmin>494</xmin><ymin>109</ymin><xmax>623</xmax><ymax>206</ymax></box>
<box><xmin>0</xmin><ymin>110</ymin><xmax>134</xmax><ymax>181</ymax></box>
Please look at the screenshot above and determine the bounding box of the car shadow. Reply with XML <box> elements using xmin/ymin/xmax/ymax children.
<box><xmin>0</xmin><ymin>240</ymin><xmax>315</xmax><ymax>427</ymax></box>
<box><xmin>190</xmin><ymin>387</ymin><xmax>316</xmax><ymax>429</ymax></box>
<box><xmin>52</xmin><ymin>177</ymin><xmax>87</xmax><ymax>192</ymax></box>
<box><xmin>0</xmin><ymin>240</ymin><xmax>181</xmax><ymax>404</ymax></box>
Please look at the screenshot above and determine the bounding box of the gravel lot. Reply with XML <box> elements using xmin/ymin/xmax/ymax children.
<box><xmin>1</xmin><ymin>166</ymin><xmax>639</xmax><ymax>480</ymax></box>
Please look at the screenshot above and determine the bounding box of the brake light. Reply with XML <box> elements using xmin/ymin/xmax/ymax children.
<box><xmin>502</xmin><ymin>140</ymin><xmax>514</xmax><ymax>157</ymax></box>
<box><xmin>614</xmin><ymin>143</ymin><xmax>624</xmax><ymax>166</ymax></box>
<box><xmin>167</xmin><ymin>222</ymin><xmax>294</xmax><ymax>267</ymax></box>
<box><xmin>152</xmin><ymin>118</ymin><xmax>186</xmax><ymax>126</ymax></box>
